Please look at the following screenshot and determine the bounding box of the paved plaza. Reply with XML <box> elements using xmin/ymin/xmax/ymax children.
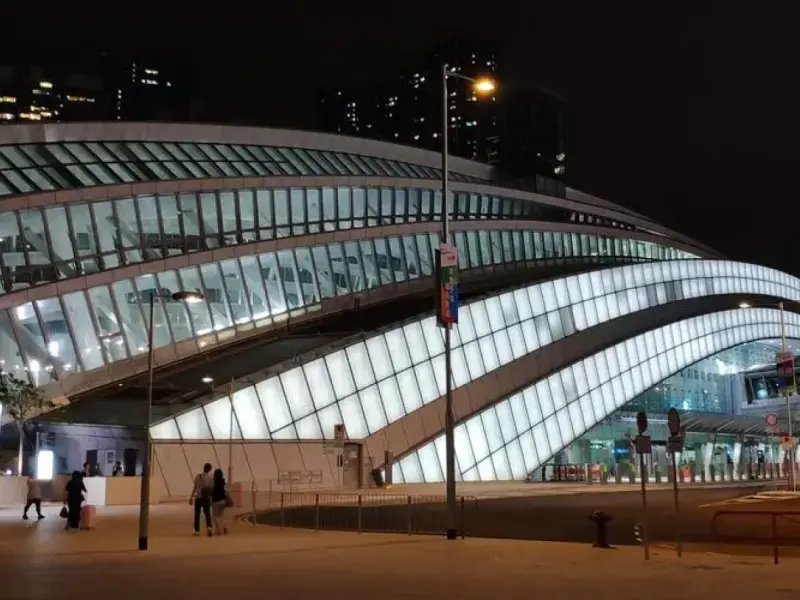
<box><xmin>1</xmin><ymin>503</ymin><xmax>799</xmax><ymax>600</ymax></box>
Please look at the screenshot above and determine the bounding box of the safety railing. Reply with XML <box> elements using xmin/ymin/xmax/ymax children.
<box><xmin>711</xmin><ymin>510</ymin><xmax>800</xmax><ymax>564</ymax></box>
<box><xmin>244</xmin><ymin>490</ymin><xmax>477</xmax><ymax>537</ymax></box>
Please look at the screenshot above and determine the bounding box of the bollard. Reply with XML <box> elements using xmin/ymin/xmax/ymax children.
<box><xmin>588</xmin><ymin>510</ymin><xmax>613</xmax><ymax>549</ymax></box>
<box><xmin>407</xmin><ymin>496</ymin><xmax>412</xmax><ymax>535</ymax></box>
<box><xmin>357</xmin><ymin>495</ymin><xmax>363</xmax><ymax>533</ymax></box>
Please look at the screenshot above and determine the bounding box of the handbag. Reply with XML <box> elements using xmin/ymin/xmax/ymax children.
<box><xmin>225</xmin><ymin>495</ymin><xmax>234</xmax><ymax>508</ymax></box>
<box><xmin>59</xmin><ymin>505</ymin><xmax>68</xmax><ymax>519</ymax></box>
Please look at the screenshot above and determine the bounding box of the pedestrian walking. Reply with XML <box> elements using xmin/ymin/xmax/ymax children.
<box><xmin>22</xmin><ymin>475</ymin><xmax>44</xmax><ymax>521</ymax></box>
<box><xmin>189</xmin><ymin>462</ymin><xmax>214</xmax><ymax>537</ymax></box>
<box><xmin>210</xmin><ymin>468</ymin><xmax>230</xmax><ymax>536</ymax></box>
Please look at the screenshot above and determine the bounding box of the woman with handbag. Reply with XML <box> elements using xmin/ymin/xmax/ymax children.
<box><xmin>63</xmin><ymin>471</ymin><xmax>86</xmax><ymax>530</ymax></box>
<box><xmin>210</xmin><ymin>468</ymin><xmax>231</xmax><ymax>536</ymax></box>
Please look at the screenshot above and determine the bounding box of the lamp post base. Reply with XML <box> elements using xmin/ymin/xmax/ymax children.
<box><xmin>446</xmin><ymin>528</ymin><xmax>457</xmax><ymax>540</ymax></box>
<box><xmin>138</xmin><ymin>536</ymin><xmax>148</xmax><ymax>551</ymax></box>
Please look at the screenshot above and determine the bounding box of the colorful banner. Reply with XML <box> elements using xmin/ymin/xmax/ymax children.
<box><xmin>437</xmin><ymin>242</ymin><xmax>459</xmax><ymax>328</ymax></box>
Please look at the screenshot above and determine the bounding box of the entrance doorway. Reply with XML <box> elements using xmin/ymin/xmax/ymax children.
<box><xmin>342</xmin><ymin>443</ymin><xmax>362</xmax><ymax>488</ymax></box>
<box><xmin>123</xmin><ymin>448</ymin><xmax>138</xmax><ymax>476</ymax></box>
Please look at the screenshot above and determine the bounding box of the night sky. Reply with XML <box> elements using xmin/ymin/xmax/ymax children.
<box><xmin>8</xmin><ymin>6</ymin><xmax>798</xmax><ymax>273</ymax></box>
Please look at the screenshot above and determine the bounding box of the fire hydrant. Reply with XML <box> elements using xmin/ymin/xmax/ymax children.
<box><xmin>588</xmin><ymin>510</ymin><xmax>612</xmax><ymax>549</ymax></box>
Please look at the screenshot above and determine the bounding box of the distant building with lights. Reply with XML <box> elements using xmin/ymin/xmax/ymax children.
<box><xmin>0</xmin><ymin>55</ymin><xmax>193</xmax><ymax>125</ymax></box>
<box><xmin>318</xmin><ymin>39</ymin><xmax>566</xmax><ymax>180</ymax></box>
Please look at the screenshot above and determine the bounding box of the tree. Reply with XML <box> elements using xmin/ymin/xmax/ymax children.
<box><xmin>0</xmin><ymin>372</ymin><xmax>53</xmax><ymax>475</ymax></box>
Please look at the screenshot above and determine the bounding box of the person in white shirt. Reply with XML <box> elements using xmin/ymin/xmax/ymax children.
<box><xmin>189</xmin><ymin>462</ymin><xmax>214</xmax><ymax>536</ymax></box>
<box><xmin>22</xmin><ymin>475</ymin><xmax>44</xmax><ymax>521</ymax></box>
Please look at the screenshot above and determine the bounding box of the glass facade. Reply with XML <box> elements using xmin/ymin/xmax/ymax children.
<box><xmin>149</xmin><ymin>260</ymin><xmax>800</xmax><ymax>447</ymax></box>
<box><xmin>2</xmin><ymin>228</ymin><xmax>681</xmax><ymax>388</ymax></box>
<box><xmin>395</xmin><ymin>308</ymin><xmax>800</xmax><ymax>483</ymax></box>
<box><xmin>0</xmin><ymin>141</ymin><xmax>488</xmax><ymax>198</ymax></box>
<box><xmin>0</xmin><ymin>186</ymin><xmax>677</xmax><ymax>294</ymax></box>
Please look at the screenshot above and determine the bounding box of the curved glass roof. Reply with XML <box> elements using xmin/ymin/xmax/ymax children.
<box><xmin>8</xmin><ymin>227</ymin><xmax>680</xmax><ymax>396</ymax></box>
<box><xmin>399</xmin><ymin>308</ymin><xmax>800</xmax><ymax>482</ymax></box>
<box><xmin>147</xmin><ymin>260</ymin><xmax>800</xmax><ymax>444</ymax></box>
<box><xmin>0</xmin><ymin>183</ymin><xmax>675</xmax><ymax>297</ymax></box>
<box><xmin>0</xmin><ymin>141</ymin><xmax>487</xmax><ymax>198</ymax></box>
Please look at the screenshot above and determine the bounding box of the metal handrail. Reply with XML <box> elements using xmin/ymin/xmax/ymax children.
<box><xmin>711</xmin><ymin>510</ymin><xmax>800</xmax><ymax>564</ymax></box>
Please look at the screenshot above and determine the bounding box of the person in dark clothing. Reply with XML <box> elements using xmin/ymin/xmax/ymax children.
<box><xmin>210</xmin><ymin>469</ymin><xmax>230</xmax><ymax>536</ymax></box>
<box><xmin>189</xmin><ymin>462</ymin><xmax>214</xmax><ymax>536</ymax></box>
<box><xmin>64</xmin><ymin>471</ymin><xmax>86</xmax><ymax>530</ymax></box>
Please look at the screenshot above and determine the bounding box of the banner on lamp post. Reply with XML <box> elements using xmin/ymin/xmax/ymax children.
<box><xmin>436</xmin><ymin>242</ymin><xmax>459</xmax><ymax>328</ymax></box>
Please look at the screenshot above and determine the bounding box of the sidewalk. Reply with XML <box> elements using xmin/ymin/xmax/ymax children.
<box><xmin>2</xmin><ymin>504</ymin><xmax>800</xmax><ymax>599</ymax></box>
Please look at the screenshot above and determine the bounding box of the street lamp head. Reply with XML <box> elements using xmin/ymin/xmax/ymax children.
<box><xmin>172</xmin><ymin>290</ymin><xmax>205</xmax><ymax>303</ymax></box>
<box><xmin>201</xmin><ymin>376</ymin><xmax>213</xmax><ymax>384</ymax></box>
<box><xmin>473</xmin><ymin>78</ymin><xmax>496</xmax><ymax>93</ymax></box>
<box><xmin>738</xmin><ymin>301</ymin><xmax>752</xmax><ymax>309</ymax></box>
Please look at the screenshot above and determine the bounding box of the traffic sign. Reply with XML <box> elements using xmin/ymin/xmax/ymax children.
<box><xmin>667</xmin><ymin>435</ymin><xmax>684</xmax><ymax>453</ymax></box>
<box><xmin>667</xmin><ymin>407</ymin><xmax>681</xmax><ymax>437</ymax></box>
<box><xmin>636</xmin><ymin>411</ymin><xmax>648</xmax><ymax>434</ymax></box>
<box><xmin>634</xmin><ymin>435</ymin><xmax>652</xmax><ymax>454</ymax></box>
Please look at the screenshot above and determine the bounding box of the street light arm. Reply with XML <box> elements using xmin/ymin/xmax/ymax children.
<box><xmin>444</xmin><ymin>69</ymin><xmax>479</xmax><ymax>83</ymax></box>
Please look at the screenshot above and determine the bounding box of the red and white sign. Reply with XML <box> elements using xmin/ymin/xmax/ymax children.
<box><xmin>766</xmin><ymin>413</ymin><xmax>779</xmax><ymax>427</ymax></box>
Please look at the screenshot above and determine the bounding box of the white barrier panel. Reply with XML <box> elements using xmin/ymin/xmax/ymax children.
<box><xmin>0</xmin><ymin>476</ymin><xmax>27</xmax><ymax>506</ymax></box>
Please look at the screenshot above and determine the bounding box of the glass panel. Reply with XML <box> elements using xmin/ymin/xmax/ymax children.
<box><xmin>61</xmin><ymin>291</ymin><xmax>103</xmax><ymax>371</ymax></box>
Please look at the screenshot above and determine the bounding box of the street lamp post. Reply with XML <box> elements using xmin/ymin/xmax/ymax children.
<box><xmin>138</xmin><ymin>289</ymin><xmax>205</xmax><ymax>551</ymax></box>
<box><xmin>440</xmin><ymin>64</ymin><xmax>495</xmax><ymax>540</ymax></box>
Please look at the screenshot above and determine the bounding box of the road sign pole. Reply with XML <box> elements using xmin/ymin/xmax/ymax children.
<box><xmin>671</xmin><ymin>450</ymin><xmax>681</xmax><ymax>557</ymax></box>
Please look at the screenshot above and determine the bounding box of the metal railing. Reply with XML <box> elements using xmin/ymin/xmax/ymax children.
<box><xmin>244</xmin><ymin>489</ymin><xmax>477</xmax><ymax>537</ymax></box>
<box><xmin>712</xmin><ymin>510</ymin><xmax>800</xmax><ymax>564</ymax></box>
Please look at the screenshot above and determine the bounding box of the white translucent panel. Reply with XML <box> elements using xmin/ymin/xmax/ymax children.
<box><xmin>491</xmin><ymin>450</ymin><xmax>512</xmax><ymax>480</ymax></box>
<box><xmin>553</xmin><ymin>279</ymin><xmax>571</xmax><ymax>308</ymax></box>
<box><xmin>534</xmin><ymin>315</ymin><xmax>553</xmax><ymax>346</ymax></box>
<box><xmin>433</xmin><ymin>437</ymin><xmax>449</xmax><ymax>480</ymax></box>
<box><xmin>359</xmin><ymin>385</ymin><xmax>388</xmax><ymax>433</ymax></box>
<box><xmin>404</xmin><ymin>322</ymin><xmax>428</xmax><ymax>365</ymax></box>
<box><xmin>414</xmin><ymin>361</ymin><xmax>439</xmax><ymax>403</ymax></box>
<box><xmin>519</xmin><ymin>430</ymin><xmax>539</xmax><ymax>468</ymax></box>
<box><xmin>232</xmin><ymin>387</ymin><xmax>270</xmax><ymax>439</ymax></box>
<box><xmin>150</xmin><ymin>418</ymin><xmax>180</xmax><ymax>440</ymax></box>
<box><xmin>417</xmin><ymin>444</ymin><xmax>442</xmax><ymax>482</ymax></box>
<box><xmin>338</xmin><ymin>394</ymin><xmax>368</xmax><ymax>439</ymax></box>
<box><xmin>495</xmin><ymin>401</ymin><xmax>516</xmax><ymax>443</ymax></box>
<box><xmin>316</xmin><ymin>403</ymin><xmax>343</xmax><ymax>439</ymax></box>
<box><xmin>429</xmin><ymin>354</ymin><xmax>447</xmax><ymax>398</ymax></box>
<box><xmin>384</xmin><ymin>329</ymin><xmax>411</xmax><ymax>371</ymax></box>
<box><xmin>377</xmin><ymin>377</ymin><xmax>405</xmax><ymax>422</ymax></box>
<box><xmin>484</xmin><ymin>296</ymin><xmax>505</xmax><ymax>332</ymax></box>
<box><xmin>578</xmin><ymin>393</ymin><xmax>596</xmax><ymax>428</ymax></box>
<box><xmin>420</xmin><ymin>317</ymin><xmax>445</xmax><ymax>358</ymax></box>
<box><xmin>499</xmin><ymin>292</ymin><xmax>520</xmax><ymax>326</ymax></box>
<box><xmin>399</xmin><ymin>453</ymin><xmax>424</xmax><ymax>483</ymax></box>
<box><xmin>540</xmin><ymin>282</ymin><xmax>558</xmax><ymax>312</ymax></box>
<box><xmin>567</xmin><ymin>402</ymin><xmax>585</xmax><ymax>437</ymax></box>
<box><xmin>392</xmin><ymin>462</ymin><xmax>404</xmax><ymax>484</ymax></box>
<box><xmin>450</xmin><ymin>347</ymin><xmax>470</xmax><ymax>388</ymax></box>
<box><xmin>506</xmin><ymin>439</ymin><xmax>527</xmax><ymax>478</ymax></box>
<box><xmin>584</xmin><ymin>297</ymin><xmax>599</xmax><ymax>327</ymax></box>
<box><xmin>479</xmin><ymin>336</ymin><xmax>499</xmax><ymax>372</ymax></box>
<box><xmin>466</xmin><ymin>418</ymin><xmax>490</xmax><ymax>462</ymax></box>
<box><xmin>520</xmin><ymin>319</ymin><xmax>539</xmax><ymax>352</ymax></box>
<box><xmin>471</xmin><ymin>302</ymin><xmax>491</xmax><ymax>338</ymax></box>
<box><xmin>477</xmin><ymin>458</ymin><xmax>496</xmax><ymax>481</ymax></box>
<box><xmin>256</xmin><ymin>377</ymin><xmax>293</xmax><ymax>432</ymax></box>
<box><xmin>556</xmin><ymin>407</ymin><xmax>574</xmax><ymax>442</ymax></box>
<box><xmin>513</xmin><ymin>288</ymin><xmax>532</xmax><ymax>321</ymax></box>
<box><xmin>462</xmin><ymin>341</ymin><xmax>485</xmax><ymax>380</ymax></box>
<box><xmin>462</xmin><ymin>467</ymin><xmax>480</xmax><ymax>482</ymax></box>
<box><xmin>456</xmin><ymin>305</ymin><xmax>477</xmax><ymax>343</ymax></box>
<box><xmin>585</xmin><ymin>356</ymin><xmax>600</xmax><ymax>390</ymax></box>
<box><xmin>397</xmin><ymin>368</ymin><xmax>423</xmax><ymax>413</ymax></box>
<box><xmin>548</xmin><ymin>377</ymin><xmax>567</xmax><ymax>411</ymax></box>
<box><xmin>365</xmin><ymin>335</ymin><xmax>393</xmax><ymax>382</ymax></box>
<box><xmin>204</xmin><ymin>397</ymin><xmax>242</xmax><ymax>440</ymax></box>
<box><xmin>325</xmin><ymin>350</ymin><xmax>356</xmax><ymax>398</ymax></box>
<box><xmin>346</xmin><ymin>343</ymin><xmax>375</xmax><ymax>390</ymax></box>
<box><xmin>544</xmin><ymin>415</ymin><xmax>562</xmax><ymax>452</ymax></box>
<box><xmin>295</xmin><ymin>414</ymin><xmax>322</xmax><ymax>438</ymax></box>
<box><xmin>535</xmin><ymin>379</ymin><xmax>556</xmax><ymax>417</ymax></box>
<box><xmin>280</xmin><ymin>367</ymin><xmax>314</xmax><ymax>421</ymax></box>
<box><xmin>531</xmin><ymin>425</ymin><xmax>550</xmax><ymax>463</ymax></box>
<box><xmin>304</xmin><ymin>358</ymin><xmax>336</xmax><ymax>410</ymax></box>
<box><xmin>176</xmin><ymin>407</ymin><xmax>211</xmax><ymax>440</ymax></box>
<box><xmin>507</xmin><ymin>324</ymin><xmax>526</xmax><ymax>359</ymax></box>
<box><xmin>494</xmin><ymin>330</ymin><xmax>514</xmax><ymax>365</ymax></box>
<box><xmin>600</xmin><ymin>382</ymin><xmax>616</xmax><ymax>416</ymax></box>
<box><xmin>481</xmin><ymin>410</ymin><xmax>504</xmax><ymax>453</ymax></box>
<box><xmin>509</xmin><ymin>393</ymin><xmax>531</xmax><ymax>434</ymax></box>
<box><xmin>453</xmin><ymin>423</ymin><xmax>476</xmax><ymax>470</ymax></box>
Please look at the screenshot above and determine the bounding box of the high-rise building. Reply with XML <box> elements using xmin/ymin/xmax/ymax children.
<box><xmin>318</xmin><ymin>40</ymin><xmax>565</xmax><ymax>180</ymax></box>
<box><xmin>0</xmin><ymin>54</ymin><xmax>193</xmax><ymax>125</ymax></box>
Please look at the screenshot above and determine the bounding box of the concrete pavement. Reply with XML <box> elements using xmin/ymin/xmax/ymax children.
<box><xmin>2</xmin><ymin>504</ymin><xmax>800</xmax><ymax>599</ymax></box>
